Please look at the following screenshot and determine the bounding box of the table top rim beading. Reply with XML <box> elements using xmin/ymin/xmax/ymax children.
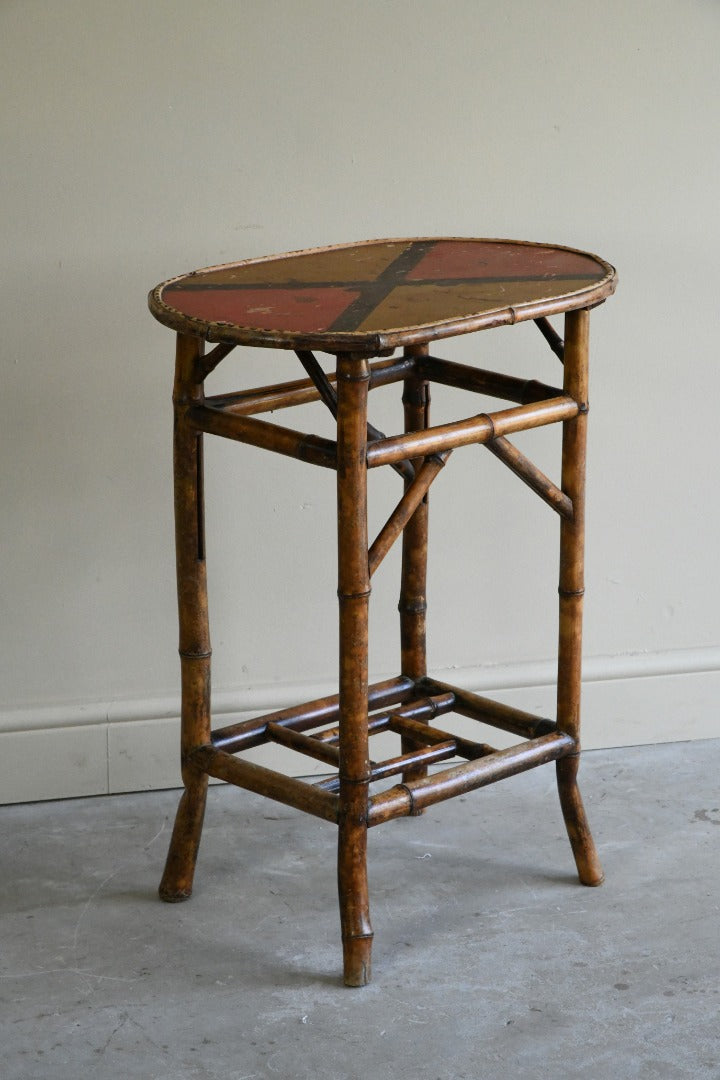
<box><xmin>148</xmin><ymin>236</ymin><xmax>617</xmax><ymax>352</ymax></box>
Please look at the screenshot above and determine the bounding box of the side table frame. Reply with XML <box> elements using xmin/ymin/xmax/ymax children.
<box><xmin>159</xmin><ymin>309</ymin><xmax>603</xmax><ymax>986</ymax></box>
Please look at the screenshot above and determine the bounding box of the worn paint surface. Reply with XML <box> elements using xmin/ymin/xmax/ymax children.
<box><xmin>153</xmin><ymin>239</ymin><xmax>611</xmax><ymax>343</ymax></box>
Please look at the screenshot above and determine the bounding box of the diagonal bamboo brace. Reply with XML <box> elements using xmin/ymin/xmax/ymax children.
<box><xmin>485</xmin><ymin>435</ymin><xmax>573</xmax><ymax>520</ymax></box>
<box><xmin>535</xmin><ymin>316</ymin><xmax>565</xmax><ymax>361</ymax></box>
<box><xmin>368</xmin><ymin>452</ymin><xmax>450</xmax><ymax>576</ymax></box>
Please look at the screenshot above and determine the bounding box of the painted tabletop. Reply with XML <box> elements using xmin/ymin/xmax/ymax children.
<box><xmin>148</xmin><ymin>238</ymin><xmax>616</xmax><ymax>352</ymax></box>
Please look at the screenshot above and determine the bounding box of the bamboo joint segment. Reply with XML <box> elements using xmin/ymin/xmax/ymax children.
<box><xmin>366</xmin><ymin>396</ymin><xmax>578</xmax><ymax>468</ymax></box>
<box><xmin>485</xmin><ymin>436</ymin><xmax>573</xmax><ymax>520</ymax></box>
<box><xmin>368</xmin><ymin>732</ymin><xmax>576</xmax><ymax>825</ymax></box>
<box><xmin>187</xmin><ymin>404</ymin><xmax>338</xmax><ymax>469</ymax></box>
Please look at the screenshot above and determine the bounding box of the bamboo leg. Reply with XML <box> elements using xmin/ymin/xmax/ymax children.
<box><xmin>160</xmin><ymin>334</ymin><xmax>212</xmax><ymax>902</ymax></box>
<box><xmin>336</xmin><ymin>352</ymin><xmax>373</xmax><ymax>986</ymax></box>
<box><xmin>556</xmin><ymin>309</ymin><xmax>604</xmax><ymax>887</ymax></box>
<box><xmin>399</xmin><ymin>346</ymin><xmax>431</xmax><ymax>796</ymax></box>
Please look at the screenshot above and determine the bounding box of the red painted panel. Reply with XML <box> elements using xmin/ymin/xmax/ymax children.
<box><xmin>406</xmin><ymin>241</ymin><xmax>604</xmax><ymax>282</ymax></box>
<box><xmin>165</xmin><ymin>286</ymin><xmax>359</xmax><ymax>333</ymax></box>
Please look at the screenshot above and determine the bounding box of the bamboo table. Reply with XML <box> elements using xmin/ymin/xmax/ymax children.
<box><xmin>148</xmin><ymin>238</ymin><xmax>617</xmax><ymax>986</ymax></box>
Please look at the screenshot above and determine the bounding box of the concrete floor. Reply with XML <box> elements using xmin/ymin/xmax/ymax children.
<box><xmin>1</xmin><ymin>740</ymin><xmax>719</xmax><ymax>1080</ymax></box>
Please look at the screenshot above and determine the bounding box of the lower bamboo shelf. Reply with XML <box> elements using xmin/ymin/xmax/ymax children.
<box><xmin>191</xmin><ymin>675</ymin><xmax>577</xmax><ymax>828</ymax></box>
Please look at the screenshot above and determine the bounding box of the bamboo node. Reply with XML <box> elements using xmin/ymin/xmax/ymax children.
<box><xmin>426</xmin><ymin>696</ymin><xmax>439</xmax><ymax>718</ymax></box>
<box><xmin>398</xmin><ymin>599</ymin><xmax>427</xmax><ymax>615</ymax></box>
<box><xmin>558</xmin><ymin>587</ymin><xmax>585</xmax><ymax>598</ymax></box>
<box><xmin>336</xmin><ymin>369</ymin><xmax>371</xmax><ymax>383</ymax></box>
<box><xmin>480</xmin><ymin>413</ymin><xmax>496</xmax><ymax>439</ymax></box>
<box><xmin>338</xmin><ymin>774</ymin><xmax>373</xmax><ymax>786</ymax></box>
<box><xmin>398</xmin><ymin>783</ymin><xmax>415</xmax><ymax>815</ymax></box>
<box><xmin>179</xmin><ymin>649</ymin><xmax>212</xmax><ymax>659</ymax></box>
<box><xmin>402</xmin><ymin>384</ymin><xmax>428</xmax><ymax>407</ymax></box>
<box><xmin>337</xmin><ymin>588</ymin><xmax>372</xmax><ymax>601</ymax></box>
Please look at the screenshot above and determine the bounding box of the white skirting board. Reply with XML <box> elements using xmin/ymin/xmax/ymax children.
<box><xmin>1</xmin><ymin>648</ymin><xmax>718</xmax><ymax>805</ymax></box>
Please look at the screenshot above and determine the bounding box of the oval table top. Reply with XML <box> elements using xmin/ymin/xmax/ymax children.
<box><xmin>148</xmin><ymin>238</ymin><xmax>616</xmax><ymax>353</ymax></box>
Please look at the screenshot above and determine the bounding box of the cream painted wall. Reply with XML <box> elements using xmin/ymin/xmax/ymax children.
<box><xmin>1</xmin><ymin>1</ymin><xmax>719</xmax><ymax>802</ymax></box>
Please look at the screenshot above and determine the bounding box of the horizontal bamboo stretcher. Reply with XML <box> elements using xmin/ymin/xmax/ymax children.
<box><xmin>198</xmin><ymin>675</ymin><xmax>577</xmax><ymax>826</ymax></box>
<box><xmin>188</xmin><ymin>343</ymin><xmax>576</xmax><ymax>479</ymax></box>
